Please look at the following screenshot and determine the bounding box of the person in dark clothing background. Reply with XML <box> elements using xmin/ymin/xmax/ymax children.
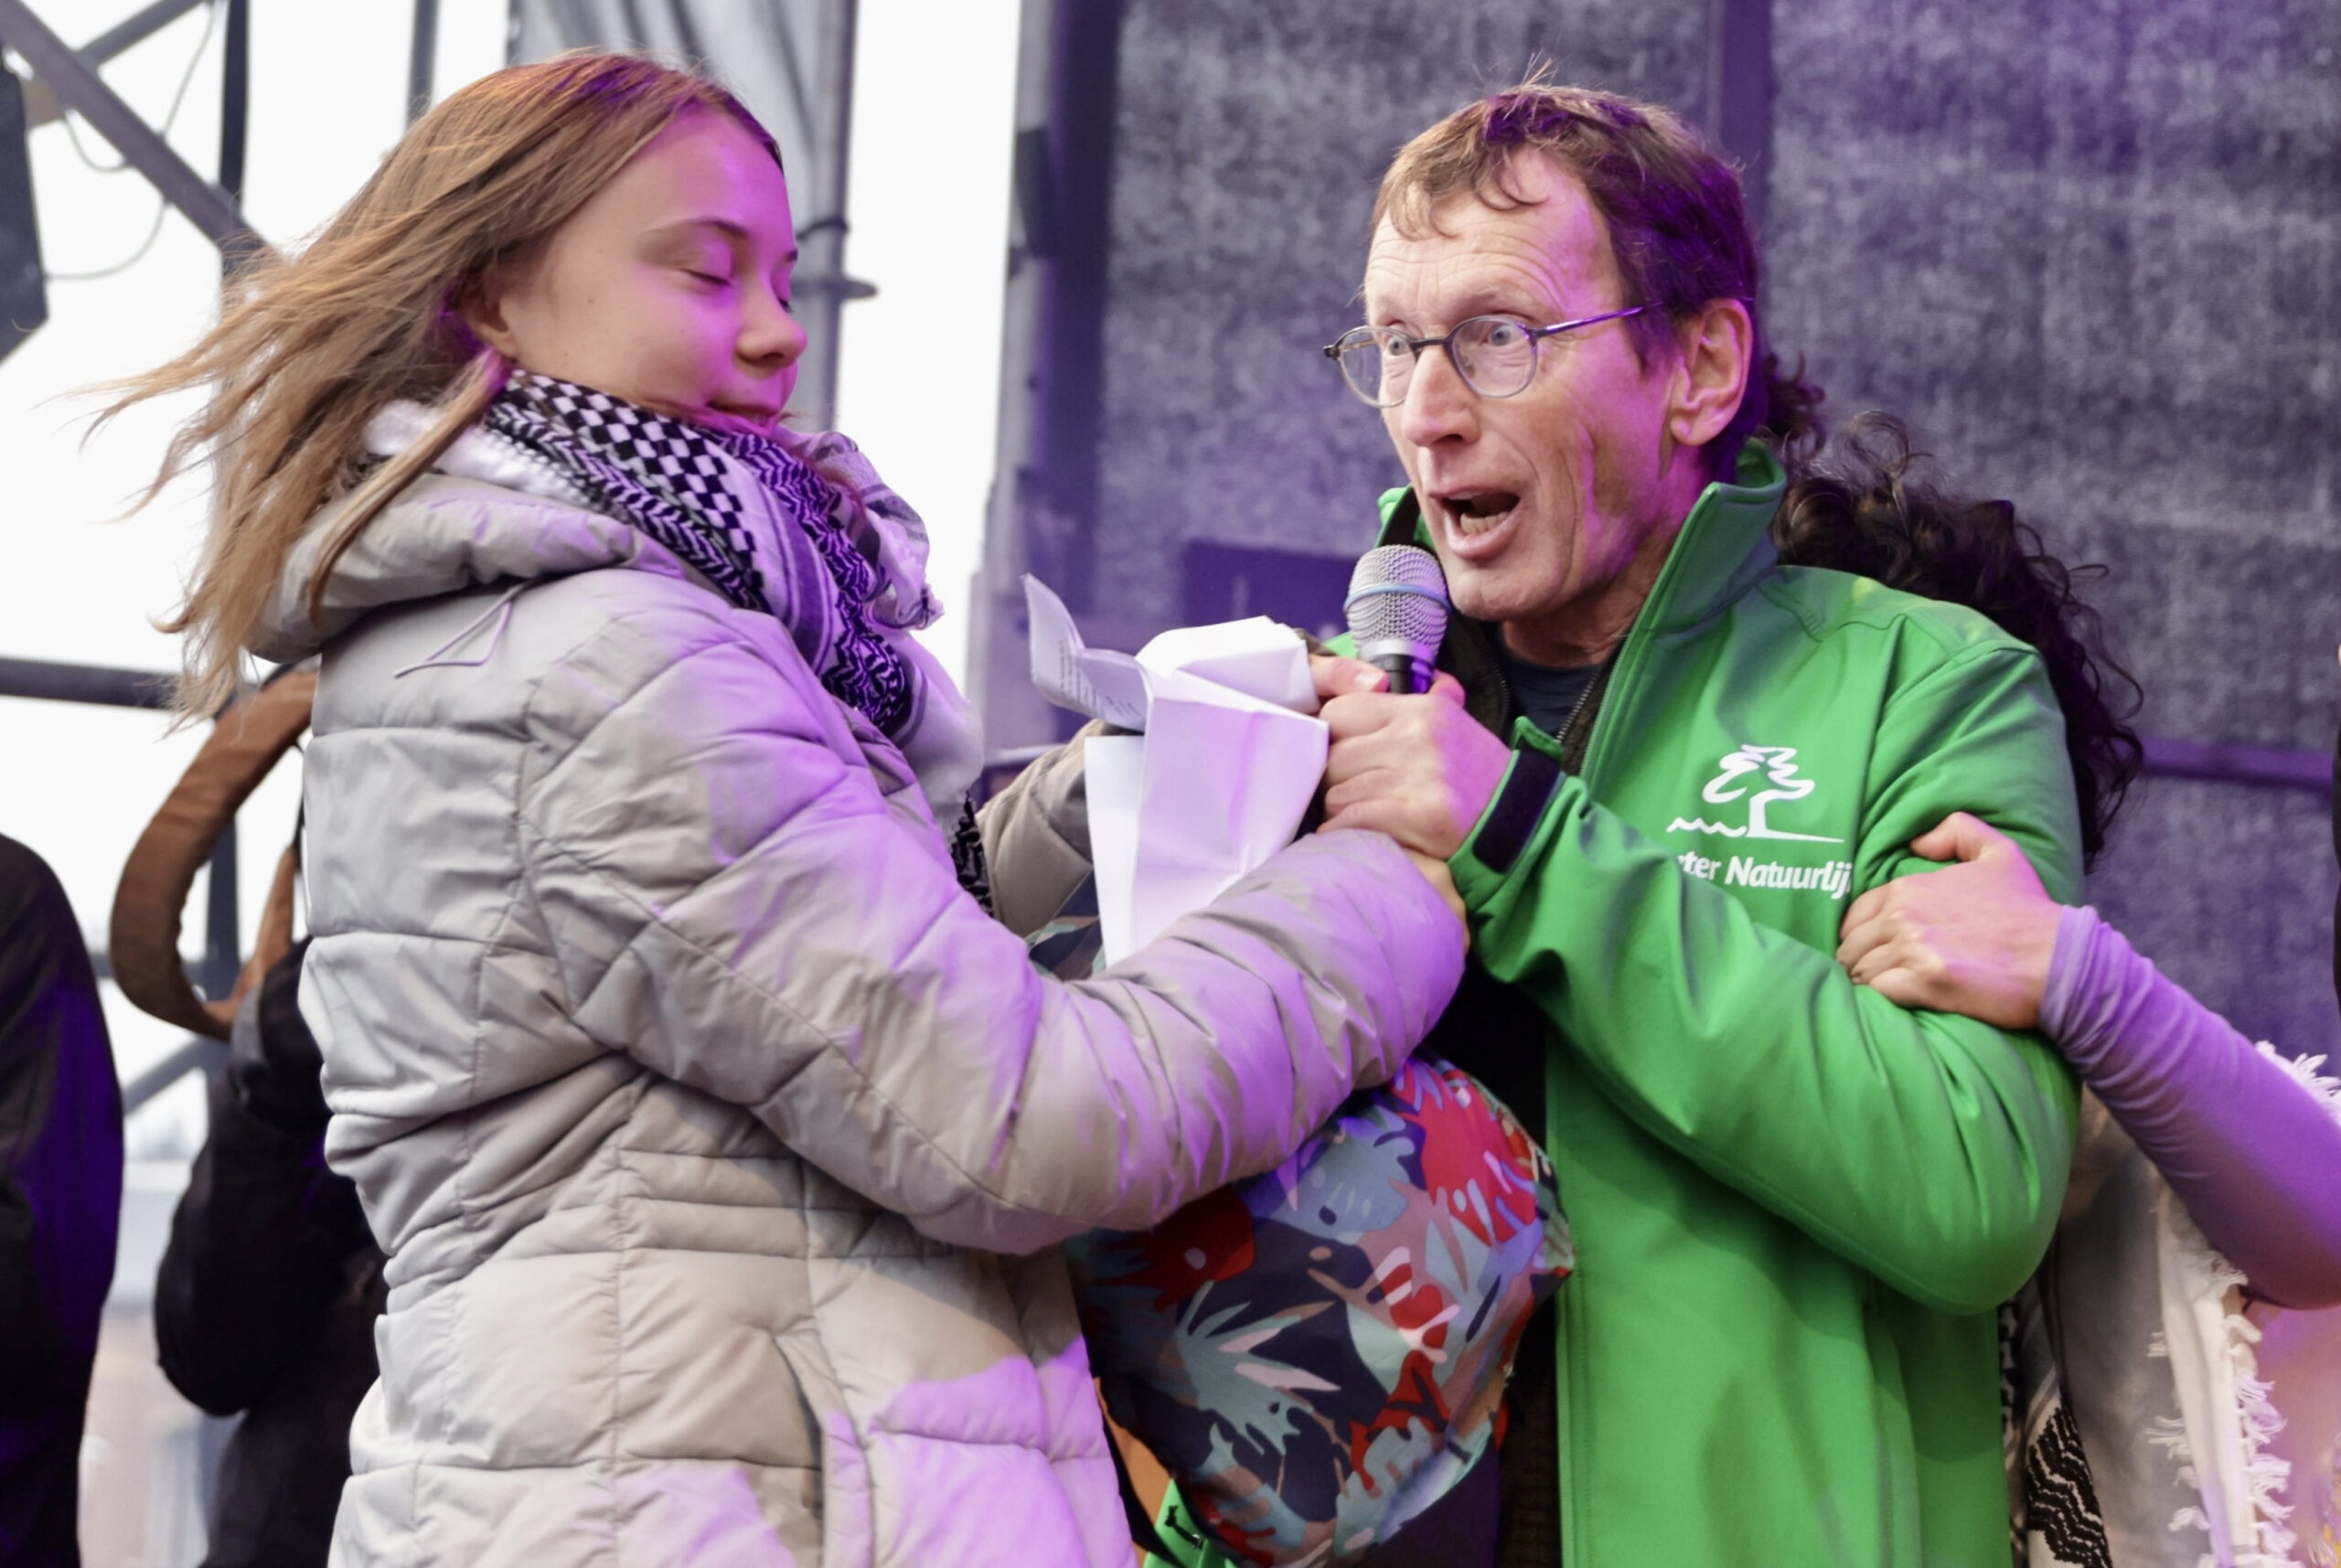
<box><xmin>0</xmin><ymin>834</ymin><xmax>123</xmax><ymax>1567</ymax></box>
<box><xmin>155</xmin><ymin>940</ymin><xmax>384</xmax><ymax>1568</ymax></box>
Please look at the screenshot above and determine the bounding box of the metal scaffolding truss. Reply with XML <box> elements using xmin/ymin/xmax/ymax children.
<box><xmin>0</xmin><ymin>0</ymin><xmax>262</xmax><ymax>261</ymax></box>
<box><xmin>0</xmin><ymin>2</ymin><xmax>879</xmax><ymax>1123</ymax></box>
<box><xmin>0</xmin><ymin>0</ymin><xmax>262</xmax><ymax>1112</ymax></box>
<box><xmin>0</xmin><ymin>0</ymin><xmax>879</xmax><ymax>1124</ymax></box>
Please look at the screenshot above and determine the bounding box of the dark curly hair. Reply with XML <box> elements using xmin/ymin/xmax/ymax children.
<box><xmin>1770</xmin><ymin>414</ymin><xmax>2143</xmax><ymax>868</ymax></box>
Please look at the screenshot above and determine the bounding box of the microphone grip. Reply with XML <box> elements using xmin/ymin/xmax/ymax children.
<box><xmin>1371</xmin><ymin>653</ymin><xmax>1435</xmax><ymax>696</ymax></box>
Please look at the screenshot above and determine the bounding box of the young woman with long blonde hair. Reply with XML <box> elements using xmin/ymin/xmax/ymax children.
<box><xmin>107</xmin><ymin>52</ymin><xmax>1463</xmax><ymax>1567</ymax></box>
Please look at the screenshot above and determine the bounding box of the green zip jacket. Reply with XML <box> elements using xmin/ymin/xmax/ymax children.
<box><xmin>1337</xmin><ymin>443</ymin><xmax>2082</xmax><ymax>1568</ymax></box>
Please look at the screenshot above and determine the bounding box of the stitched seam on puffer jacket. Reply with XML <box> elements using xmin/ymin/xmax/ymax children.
<box><xmin>440</xmin><ymin>573</ymin><xmax>564</xmax><ymax>1226</ymax></box>
<box><xmin>412</xmin><ymin>594</ymin><xmax>553</xmax><ymax>1552</ymax></box>
<box><xmin>510</xmin><ymin>610</ymin><xmax>1083</xmax><ymax>1233</ymax></box>
<box><xmin>530</xmin><ymin>828</ymin><xmax>1079</xmax><ymax>1233</ymax></box>
<box><xmin>858</xmin><ymin>1430</ymin><xmax>1069</xmax><ymax>1454</ymax></box>
<box><xmin>358</xmin><ymin>1456</ymin><xmax>825</xmax><ymax>1473</ymax></box>
<box><xmin>607</xmin><ymin>1147</ymin><xmax>632</xmax><ymax>1562</ymax></box>
<box><xmin>508</xmin><ymin>585</ymin><xmax>667</xmax><ymax>1037</ymax></box>
<box><xmin>787</xmin><ymin>1201</ymin><xmax>867</xmax><ymax>1560</ymax></box>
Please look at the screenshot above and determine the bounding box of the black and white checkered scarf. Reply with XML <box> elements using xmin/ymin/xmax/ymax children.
<box><xmin>485</xmin><ymin>370</ymin><xmax>930</xmax><ymax>742</ymax></box>
<box><xmin>2004</xmin><ymin>1280</ymin><xmax>2114</xmax><ymax>1567</ymax></box>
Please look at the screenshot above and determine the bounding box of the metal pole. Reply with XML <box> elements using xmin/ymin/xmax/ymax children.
<box><xmin>208</xmin><ymin>0</ymin><xmax>251</xmax><ymax>1019</ymax></box>
<box><xmin>216</xmin><ymin>0</ymin><xmax>254</xmax><ymax>277</ymax></box>
<box><xmin>217</xmin><ymin>0</ymin><xmax>245</xmax><ymax>203</ymax></box>
<box><xmin>1705</xmin><ymin>0</ymin><xmax>1772</xmax><ymax>237</ymax></box>
<box><xmin>0</xmin><ymin>0</ymin><xmax>261</xmax><ymax>257</ymax></box>
<box><xmin>18</xmin><ymin>0</ymin><xmax>209</xmax><ymax>127</ymax></box>
<box><xmin>407</xmin><ymin>0</ymin><xmax>438</xmax><ymax>123</ymax></box>
<box><xmin>824</xmin><ymin>0</ymin><xmax>857</xmax><ymax>259</ymax></box>
<box><xmin>790</xmin><ymin>0</ymin><xmax>861</xmax><ymax>432</ymax></box>
<box><xmin>59</xmin><ymin>0</ymin><xmax>208</xmax><ymax>67</ymax></box>
<box><xmin>0</xmin><ymin>656</ymin><xmax>176</xmax><ymax>709</ymax></box>
<box><xmin>118</xmin><ymin>1035</ymin><xmax>227</xmax><ymax>1113</ymax></box>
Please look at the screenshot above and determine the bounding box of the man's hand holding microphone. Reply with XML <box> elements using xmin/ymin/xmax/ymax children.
<box><xmin>1314</xmin><ymin>546</ymin><xmax>1512</xmax><ymax>923</ymax></box>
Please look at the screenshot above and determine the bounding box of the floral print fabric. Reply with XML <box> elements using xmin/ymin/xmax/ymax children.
<box><xmin>1066</xmin><ymin>1055</ymin><xmax>1571</xmax><ymax>1566</ymax></box>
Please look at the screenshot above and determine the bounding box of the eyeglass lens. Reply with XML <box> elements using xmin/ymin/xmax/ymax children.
<box><xmin>1338</xmin><ymin>317</ymin><xmax>1540</xmax><ymax>406</ymax></box>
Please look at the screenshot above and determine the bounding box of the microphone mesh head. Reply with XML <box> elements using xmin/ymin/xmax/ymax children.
<box><xmin>1345</xmin><ymin>545</ymin><xmax>1450</xmax><ymax>654</ymax></box>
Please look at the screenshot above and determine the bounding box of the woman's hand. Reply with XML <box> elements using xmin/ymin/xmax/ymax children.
<box><xmin>1309</xmin><ymin>651</ymin><xmax>1389</xmax><ymax>704</ymax></box>
<box><xmin>1404</xmin><ymin>848</ymin><xmax>1467</xmax><ymax>925</ymax></box>
<box><xmin>1835</xmin><ymin>812</ymin><xmax>2061</xmax><ymax>1029</ymax></box>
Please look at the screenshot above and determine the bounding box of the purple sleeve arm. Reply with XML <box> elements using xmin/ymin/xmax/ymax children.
<box><xmin>2039</xmin><ymin>905</ymin><xmax>2341</xmax><ymax>1308</ymax></box>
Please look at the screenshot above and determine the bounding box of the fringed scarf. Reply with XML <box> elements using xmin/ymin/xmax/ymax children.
<box><xmin>367</xmin><ymin>374</ymin><xmax>990</xmax><ymax>900</ymax></box>
<box><xmin>485</xmin><ymin>370</ymin><xmax>932</xmax><ymax>742</ymax></box>
<box><xmin>2014</xmin><ymin>1050</ymin><xmax>2341</xmax><ymax>1568</ymax></box>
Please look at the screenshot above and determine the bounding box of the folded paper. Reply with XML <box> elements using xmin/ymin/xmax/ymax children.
<box><xmin>1025</xmin><ymin>576</ymin><xmax>1328</xmax><ymax>963</ymax></box>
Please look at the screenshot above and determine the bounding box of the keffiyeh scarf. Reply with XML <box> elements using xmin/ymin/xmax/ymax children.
<box><xmin>2014</xmin><ymin>1055</ymin><xmax>2341</xmax><ymax>1568</ymax></box>
<box><xmin>2004</xmin><ymin>1276</ymin><xmax>2116</xmax><ymax>1567</ymax></box>
<box><xmin>364</xmin><ymin>372</ymin><xmax>988</xmax><ymax>890</ymax></box>
<box><xmin>486</xmin><ymin>370</ymin><xmax>935</xmax><ymax>746</ymax></box>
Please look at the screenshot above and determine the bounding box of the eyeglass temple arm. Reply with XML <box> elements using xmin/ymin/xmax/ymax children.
<box><xmin>1524</xmin><ymin>304</ymin><xmax>1648</xmax><ymax>343</ymax></box>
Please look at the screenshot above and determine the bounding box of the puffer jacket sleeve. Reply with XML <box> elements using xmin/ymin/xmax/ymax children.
<box><xmin>979</xmin><ymin>727</ymin><xmax>1098</xmax><ymax>938</ymax></box>
<box><xmin>518</xmin><ymin>596</ymin><xmax>1463</xmax><ymax>1256</ymax></box>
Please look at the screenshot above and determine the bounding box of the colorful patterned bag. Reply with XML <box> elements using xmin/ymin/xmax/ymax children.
<box><xmin>1064</xmin><ymin>1052</ymin><xmax>1571</xmax><ymax>1566</ymax></box>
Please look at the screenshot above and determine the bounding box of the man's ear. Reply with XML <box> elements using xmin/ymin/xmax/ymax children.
<box><xmin>1665</xmin><ymin>297</ymin><xmax>1755</xmax><ymax>452</ymax></box>
<box><xmin>455</xmin><ymin>267</ymin><xmax>524</xmax><ymax>362</ymax></box>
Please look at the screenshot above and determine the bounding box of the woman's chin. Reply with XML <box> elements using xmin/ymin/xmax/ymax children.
<box><xmin>691</xmin><ymin>405</ymin><xmax>783</xmax><ymax>438</ymax></box>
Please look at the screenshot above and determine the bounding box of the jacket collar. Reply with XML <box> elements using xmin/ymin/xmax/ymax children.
<box><xmin>252</xmin><ymin>401</ymin><xmax>686</xmax><ymax>664</ymax></box>
<box><xmin>1640</xmin><ymin>441</ymin><xmax>1788</xmax><ymax>635</ymax></box>
<box><xmin>251</xmin><ymin>476</ymin><xmax>668</xmax><ymax>663</ymax></box>
<box><xmin>1374</xmin><ymin>440</ymin><xmax>1788</xmax><ymax>649</ymax></box>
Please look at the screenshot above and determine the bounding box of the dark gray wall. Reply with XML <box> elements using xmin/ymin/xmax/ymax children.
<box><xmin>981</xmin><ymin>0</ymin><xmax>2341</xmax><ymax>1051</ymax></box>
<box><xmin>1766</xmin><ymin>0</ymin><xmax>2341</xmax><ymax>1050</ymax></box>
<box><xmin>1090</xmin><ymin>1</ymin><xmax>1707</xmax><ymax>625</ymax></box>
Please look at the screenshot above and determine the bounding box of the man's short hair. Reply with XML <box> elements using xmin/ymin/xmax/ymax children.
<box><xmin>1374</xmin><ymin>82</ymin><xmax>1782</xmax><ymax>470</ymax></box>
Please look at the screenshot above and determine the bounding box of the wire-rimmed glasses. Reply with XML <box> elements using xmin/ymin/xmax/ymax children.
<box><xmin>1322</xmin><ymin>305</ymin><xmax>1648</xmax><ymax>407</ymax></box>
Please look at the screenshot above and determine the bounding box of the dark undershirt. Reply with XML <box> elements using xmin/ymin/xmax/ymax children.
<box><xmin>1494</xmin><ymin>641</ymin><xmax>1600</xmax><ymax>740</ymax></box>
<box><xmin>1435</xmin><ymin>638</ymin><xmax>1602</xmax><ymax>1151</ymax></box>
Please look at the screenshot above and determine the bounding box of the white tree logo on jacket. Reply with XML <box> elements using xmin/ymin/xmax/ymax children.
<box><xmin>1668</xmin><ymin>745</ymin><xmax>1842</xmax><ymax>843</ymax></box>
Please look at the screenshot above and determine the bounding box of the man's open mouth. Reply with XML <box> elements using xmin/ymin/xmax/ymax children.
<box><xmin>1439</xmin><ymin>490</ymin><xmax>1521</xmax><ymax>539</ymax></box>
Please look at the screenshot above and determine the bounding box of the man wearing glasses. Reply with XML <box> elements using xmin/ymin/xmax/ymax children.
<box><xmin>984</xmin><ymin>80</ymin><xmax>2086</xmax><ymax>1568</ymax></box>
<box><xmin>1300</xmin><ymin>85</ymin><xmax>2085</xmax><ymax>1568</ymax></box>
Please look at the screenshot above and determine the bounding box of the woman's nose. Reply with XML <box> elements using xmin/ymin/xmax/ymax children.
<box><xmin>741</xmin><ymin>288</ymin><xmax>807</xmax><ymax>370</ymax></box>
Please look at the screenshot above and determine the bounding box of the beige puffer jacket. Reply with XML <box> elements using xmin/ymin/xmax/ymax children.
<box><xmin>254</xmin><ymin>468</ymin><xmax>1462</xmax><ymax>1568</ymax></box>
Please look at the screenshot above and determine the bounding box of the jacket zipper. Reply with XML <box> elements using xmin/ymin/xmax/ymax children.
<box><xmin>1555</xmin><ymin>668</ymin><xmax>1598</xmax><ymax>745</ymax></box>
<box><xmin>1553</xmin><ymin>648</ymin><xmax>1621</xmax><ymax>777</ymax></box>
<box><xmin>1489</xmin><ymin>640</ymin><xmax>1616</xmax><ymax>767</ymax></box>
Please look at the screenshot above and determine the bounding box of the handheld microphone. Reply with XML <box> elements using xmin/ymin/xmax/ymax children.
<box><xmin>1344</xmin><ymin>545</ymin><xmax>1450</xmax><ymax>696</ymax></box>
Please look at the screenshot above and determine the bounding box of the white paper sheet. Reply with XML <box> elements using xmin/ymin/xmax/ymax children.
<box><xmin>1023</xmin><ymin>576</ymin><xmax>1149</xmax><ymax>731</ymax></box>
<box><xmin>1084</xmin><ymin>734</ymin><xmax>1147</xmax><ymax>961</ymax></box>
<box><xmin>1025</xmin><ymin>574</ymin><xmax>1329</xmax><ymax>964</ymax></box>
<box><xmin>1118</xmin><ymin>693</ymin><xmax>1328</xmax><ymax>959</ymax></box>
<box><xmin>1135</xmin><ymin>617</ymin><xmax>1320</xmax><ymax>715</ymax></box>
